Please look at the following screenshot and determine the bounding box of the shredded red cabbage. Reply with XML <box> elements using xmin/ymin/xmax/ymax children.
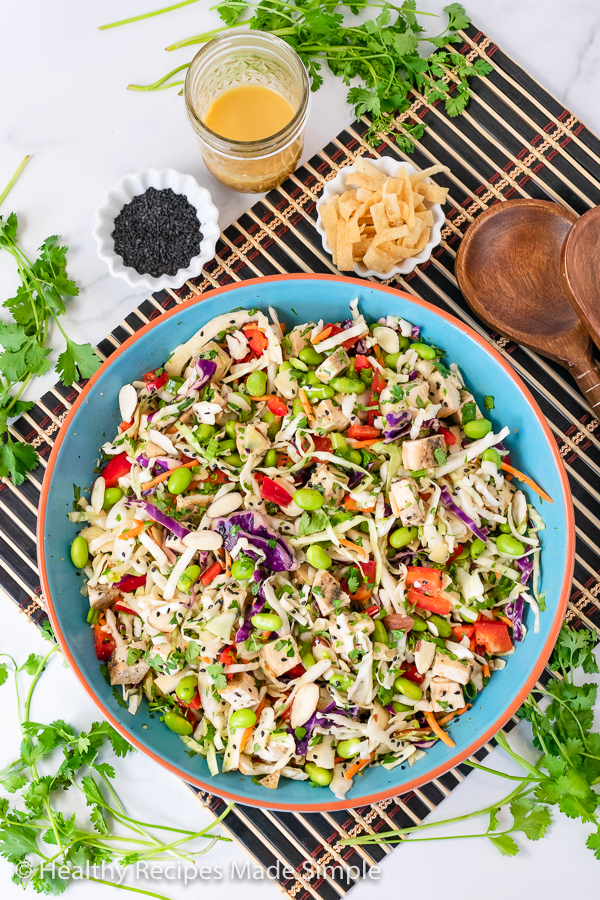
<box><xmin>136</xmin><ymin>454</ymin><xmax>150</xmax><ymax>468</ymax></box>
<box><xmin>410</xmin><ymin>326</ymin><xmax>420</xmax><ymax>340</ymax></box>
<box><xmin>127</xmin><ymin>499</ymin><xmax>190</xmax><ymax>539</ymax></box>
<box><xmin>354</xmin><ymin>339</ymin><xmax>368</xmax><ymax>354</ymax></box>
<box><xmin>505</xmin><ymin>595</ymin><xmax>525</xmax><ymax>642</ymax></box>
<box><xmin>439</xmin><ymin>486</ymin><xmax>489</xmax><ymax>544</ymax></box>
<box><xmin>384</xmin><ymin>410</ymin><xmax>412</xmax><ymax>443</ymax></box>
<box><xmin>408</xmin><ymin>370</ymin><xmax>419</xmax><ymax>381</ymax></box>
<box><xmin>214</xmin><ymin>511</ymin><xmax>297</xmax><ymax>572</ymax></box>
<box><xmin>192</xmin><ymin>358</ymin><xmax>217</xmax><ymax>391</ymax></box>
<box><xmin>515</xmin><ymin>556</ymin><xmax>534</xmax><ymax>584</ymax></box>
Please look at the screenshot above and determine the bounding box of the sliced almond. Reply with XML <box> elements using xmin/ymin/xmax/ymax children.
<box><xmin>290</xmin><ymin>683</ymin><xmax>320</xmax><ymax>729</ymax></box>
<box><xmin>148</xmin><ymin>429</ymin><xmax>177</xmax><ymax>456</ymax></box>
<box><xmin>373</xmin><ymin>325</ymin><xmax>400</xmax><ymax>355</ymax></box>
<box><xmin>182</xmin><ymin>531</ymin><xmax>224</xmax><ymax>551</ymax></box>
<box><xmin>119</xmin><ymin>384</ymin><xmax>138</xmax><ymax>425</ymax></box>
<box><xmin>206</xmin><ymin>491</ymin><xmax>243</xmax><ymax>518</ymax></box>
<box><xmin>90</xmin><ymin>476</ymin><xmax>106</xmax><ymax>515</ymax></box>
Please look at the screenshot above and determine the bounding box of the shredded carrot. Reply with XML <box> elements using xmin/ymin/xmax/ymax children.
<box><xmin>483</xmin><ymin>662</ymin><xmax>491</xmax><ymax>678</ymax></box>
<box><xmin>424</xmin><ymin>711</ymin><xmax>456</xmax><ymax>748</ymax></box>
<box><xmin>500</xmin><ymin>615</ymin><xmax>513</xmax><ymax>629</ymax></box>
<box><xmin>240</xmin><ymin>696</ymin><xmax>265</xmax><ymax>752</ymax></box>
<box><xmin>299</xmin><ymin>389</ymin><xmax>314</xmax><ymax>419</ymax></box>
<box><xmin>352</xmin><ymin>586</ymin><xmax>373</xmax><ymax>603</ymax></box>
<box><xmin>142</xmin><ymin>459</ymin><xmax>197</xmax><ymax>492</ymax></box>
<box><xmin>373</xmin><ymin>344</ymin><xmax>384</xmax><ymax>363</ymax></box>
<box><xmin>224</xmin><ymin>549</ymin><xmax>232</xmax><ymax>579</ymax></box>
<box><xmin>344</xmin><ymin>496</ymin><xmax>376</xmax><ymax>513</ymax></box>
<box><xmin>345</xmin><ymin>750</ymin><xmax>376</xmax><ymax>781</ymax></box>
<box><xmin>437</xmin><ymin>704</ymin><xmax>472</xmax><ymax>727</ymax></box>
<box><xmin>350</xmin><ymin>439</ymin><xmax>379</xmax><ymax>449</ymax></box>
<box><xmin>500</xmin><ymin>462</ymin><xmax>553</xmax><ymax>503</ymax></box>
<box><xmin>339</xmin><ymin>538</ymin><xmax>368</xmax><ymax>561</ymax></box>
<box><xmin>117</xmin><ymin>520</ymin><xmax>144</xmax><ymax>541</ymax></box>
<box><xmin>311</xmin><ymin>325</ymin><xmax>332</xmax><ymax>345</ymax></box>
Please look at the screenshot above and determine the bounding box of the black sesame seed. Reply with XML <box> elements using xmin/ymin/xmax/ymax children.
<box><xmin>112</xmin><ymin>187</ymin><xmax>203</xmax><ymax>278</ymax></box>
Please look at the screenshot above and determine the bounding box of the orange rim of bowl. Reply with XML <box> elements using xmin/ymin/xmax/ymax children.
<box><xmin>37</xmin><ymin>274</ymin><xmax>575</xmax><ymax>811</ymax></box>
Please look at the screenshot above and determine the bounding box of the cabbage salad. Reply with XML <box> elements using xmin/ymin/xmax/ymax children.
<box><xmin>70</xmin><ymin>301</ymin><xmax>545</xmax><ymax>799</ymax></box>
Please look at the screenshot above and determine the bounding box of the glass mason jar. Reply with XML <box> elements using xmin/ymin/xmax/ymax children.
<box><xmin>184</xmin><ymin>29</ymin><xmax>310</xmax><ymax>194</ymax></box>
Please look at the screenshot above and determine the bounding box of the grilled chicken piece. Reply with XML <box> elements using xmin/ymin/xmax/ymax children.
<box><xmin>88</xmin><ymin>584</ymin><xmax>120</xmax><ymax>610</ymax></box>
<box><xmin>108</xmin><ymin>642</ymin><xmax>149</xmax><ymax>685</ymax></box>
<box><xmin>389</xmin><ymin>477</ymin><xmax>424</xmax><ymax>526</ymax></box>
<box><xmin>312</xmin><ymin>569</ymin><xmax>350</xmax><ymax>616</ymax></box>
<box><xmin>401</xmin><ymin>434</ymin><xmax>446</xmax><ymax>471</ymax></box>
<box><xmin>259</xmin><ymin>637</ymin><xmax>302</xmax><ymax>679</ymax></box>
<box><xmin>218</xmin><ymin>672</ymin><xmax>260</xmax><ymax>710</ymax></box>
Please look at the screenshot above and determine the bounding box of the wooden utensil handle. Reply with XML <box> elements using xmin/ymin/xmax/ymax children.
<box><xmin>568</xmin><ymin>357</ymin><xmax>600</xmax><ymax>419</ymax></box>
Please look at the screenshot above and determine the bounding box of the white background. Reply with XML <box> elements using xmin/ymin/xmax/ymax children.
<box><xmin>2</xmin><ymin>1</ymin><xmax>600</xmax><ymax>898</ymax></box>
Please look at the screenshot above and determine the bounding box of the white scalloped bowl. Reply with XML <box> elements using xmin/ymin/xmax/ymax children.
<box><xmin>93</xmin><ymin>169</ymin><xmax>220</xmax><ymax>292</ymax></box>
<box><xmin>315</xmin><ymin>157</ymin><xmax>445</xmax><ymax>279</ymax></box>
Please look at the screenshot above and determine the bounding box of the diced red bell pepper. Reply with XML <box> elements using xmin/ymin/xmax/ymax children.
<box><xmin>452</xmin><ymin>624</ymin><xmax>475</xmax><ymax>640</ymax></box>
<box><xmin>261</xmin><ymin>476</ymin><xmax>293</xmax><ymax>507</ymax></box>
<box><xmin>94</xmin><ymin>624</ymin><xmax>116</xmax><ymax>661</ymax></box>
<box><xmin>310</xmin><ymin>435</ymin><xmax>332</xmax><ymax>462</ymax></box>
<box><xmin>368</xmin><ymin>370</ymin><xmax>387</xmax><ymax>426</ymax></box>
<box><xmin>365</xmin><ymin>605</ymin><xmax>381</xmax><ymax>618</ymax></box>
<box><xmin>118</xmin><ymin>574</ymin><xmax>147</xmax><ymax>593</ymax></box>
<box><xmin>474</xmin><ymin>621</ymin><xmax>512</xmax><ymax>653</ymax></box>
<box><xmin>145</xmin><ymin>371</ymin><xmax>169</xmax><ymax>393</ymax></box>
<box><xmin>242</xmin><ymin>324</ymin><xmax>269</xmax><ymax>354</ymax></box>
<box><xmin>347</xmin><ymin>424</ymin><xmax>380</xmax><ymax>441</ymax></box>
<box><xmin>202</xmin><ymin>469</ymin><xmax>228</xmax><ymax>485</ymax></box>
<box><xmin>354</xmin><ymin>355</ymin><xmax>373</xmax><ymax>371</ymax></box>
<box><xmin>405</xmin><ymin>566</ymin><xmax>443</xmax><ymax>594</ymax></box>
<box><xmin>102</xmin><ymin>452</ymin><xmax>132</xmax><ymax>488</ymax></box>
<box><xmin>218</xmin><ymin>644</ymin><xmax>237</xmax><ymax>667</ymax></box>
<box><xmin>400</xmin><ymin>663</ymin><xmax>425</xmax><ymax>684</ymax></box>
<box><xmin>439</xmin><ymin>426</ymin><xmax>457</xmax><ymax>446</ymax></box>
<box><xmin>286</xmin><ymin>663</ymin><xmax>306</xmax><ymax>678</ymax></box>
<box><xmin>113</xmin><ymin>600</ymin><xmax>140</xmax><ymax>617</ymax></box>
<box><xmin>267</xmin><ymin>396</ymin><xmax>287</xmax><ymax>417</ymax></box>
<box><xmin>119</xmin><ymin>420</ymin><xmax>134</xmax><ymax>433</ymax></box>
<box><xmin>407</xmin><ymin>588</ymin><xmax>451</xmax><ymax>616</ymax></box>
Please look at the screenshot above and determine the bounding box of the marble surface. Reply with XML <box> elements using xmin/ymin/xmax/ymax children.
<box><xmin>2</xmin><ymin>1</ymin><xmax>600</xmax><ymax>898</ymax></box>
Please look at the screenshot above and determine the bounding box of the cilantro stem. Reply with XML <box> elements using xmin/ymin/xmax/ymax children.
<box><xmin>128</xmin><ymin>63</ymin><xmax>191</xmax><ymax>91</ymax></box>
<box><xmin>0</xmin><ymin>155</ymin><xmax>30</xmax><ymax>209</ymax></box>
<box><xmin>99</xmin><ymin>0</ymin><xmax>200</xmax><ymax>30</ymax></box>
<box><xmin>165</xmin><ymin>20</ymin><xmax>252</xmax><ymax>50</ymax></box>
<box><xmin>463</xmin><ymin>759</ymin><xmax>540</xmax><ymax>782</ymax></box>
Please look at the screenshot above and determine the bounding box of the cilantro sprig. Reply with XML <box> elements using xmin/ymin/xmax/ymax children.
<box><xmin>0</xmin><ymin>158</ymin><xmax>101</xmax><ymax>484</ymax></box>
<box><xmin>340</xmin><ymin>626</ymin><xmax>600</xmax><ymax>859</ymax></box>
<box><xmin>102</xmin><ymin>2</ymin><xmax>491</xmax><ymax>150</ymax></box>
<box><xmin>0</xmin><ymin>640</ymin><xmax>231</xmax><ymax>897</ymax></box>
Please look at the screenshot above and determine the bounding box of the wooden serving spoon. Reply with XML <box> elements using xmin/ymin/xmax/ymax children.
<box><xmin>455</xmin><ymin>199</ymin><xmax>600</xmax><ymax>417</ymax></box>
<box><xmin>562</xmin><ymin>205</ymin><xmax>600</xmax><ymax>353</ymax></box>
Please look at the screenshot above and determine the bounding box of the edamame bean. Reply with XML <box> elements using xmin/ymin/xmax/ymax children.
<box><xmin>304</xmin><ymin>384</ymin><xmax>335</xmax><ymax>401</ymax></box>
<box><xmin>264</xmin><ymin>449</ymin><xmax>278</xmax><ymax>467</ymax></box>
<box><xmin>455</xmin><ymin>545</ymin><xmax>470</xmax><ymax>560</ymax></box>
<box><xmin>304</xmin><ymin>763</ymin><xmax>333</xmax><ymax>786</ymax></box>
<box><xmin>409</xmin><ymin>342</ymin><xmax>436</xmax><ymax>360</ymax></box>
<box><xmin>176</xmin><ymin>674</ymin><xmax>198</xmax><ymax>703</ymax></box>
<box><xmin>463</xmin><ymin>418</ymin><xmax>492</xmax><ymax>440</ymax></box>
<box><xmin>251</xmin><ymin>612</ymin><xmax>283</xmax><ymax>632</ymax></box>
<box><xmin>218</xmin><ymin>440</ymin><xmax>237</xmax><ymax>454</ymax></box>
<box><xmin>163</xmin><ymin>712</ymin><xmax>193</xmax><ymax>735</ymax></box>
<box><xmin>278</xmin><ymin>361</ymin><xmax>292</xmax><ymax>373</ymax></box>
<box><xmin>195</xmin><ymin>423</ymin><xmax>216</xmax><ymax>443</ymax></box>
<box><xmin>300</xmin><ymin>649</ymin><xmax>316</xmax><ymax>669</ymax></box>
<box><xmin>397</xmin><ymin>336</ymin><xmax>410</xmax><ymax>352</ymax></box>
<box><xmin>299</xmin><ymin>346</ymin><xmax>325</xmax><ymax>366</ymax></box>
<box><xmin>231</xmin><ymin>556</ymin><xmax>255</xmax><ymax>580</ymax></box>
<box><xmin>225</xmin><ymin>420</ymin><xmax>238</xmax><ymax>440</ymax></box>
<box><xmin>389</xmin><ymin>526</ymin><xmax>417</xmax><ymax>549</ymax></box>
<box><xmin>177</xmin><ymin>565</ymin><xmax>200</xmax><ymax>592</ymax></box>
<box><xmin>482</xmin><ymin>447</ymin><xmax>501</xmax><ymax>467</ymax></box>
<box><xmin>226</xmin><ymin>452</ymin><xmax>244</xmax><ymax>467</ymax></box>
<box><xmin>384</xmin><ymin>352</ymin><xmax>401</xmax><ymax>370</ymax></box>
<box><xmin>496</xmin><ymin>534</ymin><xmax>525</xmax><ymax>557</ymax></box>
<box><xmin>329</xmin><ymin>673</ymin><xmax>354</xmax><ymax>691</ymax></box>
<box><xmin>306</xmin><ymin>544</ymin><xmax>332</xmax><ymax>570</ymax></box>
<box><xmin>470</xmin><ymin>538</ymin><xmax>486</xmax><ymax>559</ymax></box>
<box><xmin>246</xmin><ymin>371</ymin><xmax>267</xmax><ymax>397</ymax></box>
<box><xmin>498</xmin><ymin>522</ymin><xmax>512</xmax><ymax>533</ymax></box>
<box><xmin>289</xmin><ymin>357</ymin><xmax>309</xmax><ymax>372</ymax></box>
<box><xmin>330</xmin><ymin>377</ymin><xmax>365</xmax><ymax>394</ymax></box>
<box><xmin>229</xmin><ymin>708</ymin><xmax>257</xmax><ymax>730</ymax></box>
<box><xmin>293</xmin><ymin>488</ymin><xmax>325</xmax><ymax>511</ymax></box>
<box><xmin>168</xmin><ymin>467</ymin><xmax>193</xmax><ymax>495</ymax></box>
<box><xmin>337</xmin><ymin>739</ymin><xmax>362</xmax><ymax>759</ymax></box>
<box><xmin>411</xmin><ymin>615</ymin><xmax>428</xmax><ymax>632</ymax></box>
<box><xmin>394</xmin><ymin>677</ymin><xmax>423</xmax><ymax>701</ymax></box>
<box><xmin>103</xmin><ymin>487</ymin><xmax>123</xmax><ymax>510</ymax></box>
<box><xmin>293</xmin><ymin>398</ymin><xmax>306</xmax><ymax>418</ymax></box>
<box><xmin>372</xmin><ymin>620</ymin><xmax>389</xmax><ymax>646</ymax></box>
<box><xmin>428</xmin><ymin>615</ymin><xmax>452</xmax><ymax>638</ymax></box>
<box><xmin>70</xmin><ymin>536</ymin><xmax>89</xmax><ymax>569</ymax></box>
<box><xmin>304</xmin><ymin>371</ymin><xmax>321</xmax><ymax>387</ymax></box>
<box><xmin>330</xmin><ymin>433</ymin><xmax>347</xmax><ymax>450</ymax></box>
<box><xmin>392</xmin><ymin>701</ymin><xmax>412</xmax><ymax>713</ymax></box>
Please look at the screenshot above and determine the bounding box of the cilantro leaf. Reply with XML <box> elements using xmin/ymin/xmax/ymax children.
<box><xmin>56</xmin><ymin>338</ymin><xmax>101</xmax><ymax>385</ymax></box>
<box><xmin>487</xmin><ymin>833</ymin><xmax>519</xmax><ymax>857</ymax></box>
<box><xmin>0</xmin><ymin>435</ymin><xmax>39</xmax><ymax>484</ymax></box>
<box><xmin>19</xmin><ymin>653</ymin><xmax>45</xmax><ymax>676</ymax></box>
<box><xmin>346</xmin><ymin>568</ymin><xmax>361</xmax><ymax>594</ymax></box>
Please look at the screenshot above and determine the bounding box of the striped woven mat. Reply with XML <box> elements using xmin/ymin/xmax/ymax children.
<box><xmin>2</xmin><ymin>22</ymin><xmax>600</xmax><ymax>899</ymax></box>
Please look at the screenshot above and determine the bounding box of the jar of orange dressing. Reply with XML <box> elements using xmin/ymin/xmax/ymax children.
<box><xmin>184</xmin><ymin>29</ymin><xmax>310</xmax><ymax>193</ymax></box>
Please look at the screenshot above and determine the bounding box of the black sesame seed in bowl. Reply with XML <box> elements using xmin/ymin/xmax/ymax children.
<box><xmin>93</xmin><ymin>170</ymin><xmax>220</xmax><ymax>292</ymax></box>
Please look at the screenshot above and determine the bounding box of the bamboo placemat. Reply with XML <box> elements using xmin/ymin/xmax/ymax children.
<box><xmin>3</xmin><ymin>22</ymin><xmax>600</xmax><ymax>898</ymax></box>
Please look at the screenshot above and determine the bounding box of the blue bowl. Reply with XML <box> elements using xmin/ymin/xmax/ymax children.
<box><xmin>39</xmin><ymin>275</ymin><xmax>574</xmax><ymax>811</ymax></box>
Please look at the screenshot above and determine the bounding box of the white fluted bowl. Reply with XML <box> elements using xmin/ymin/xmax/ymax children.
<box><xmin>93</xmin><ymin>168</ymin><xmax>220</xmax><ymax>292</ymax></box>
<box><xmin>315</xmin><ymin>157</ymin><xmax>445</xmax><ymax>279</ymax></box>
